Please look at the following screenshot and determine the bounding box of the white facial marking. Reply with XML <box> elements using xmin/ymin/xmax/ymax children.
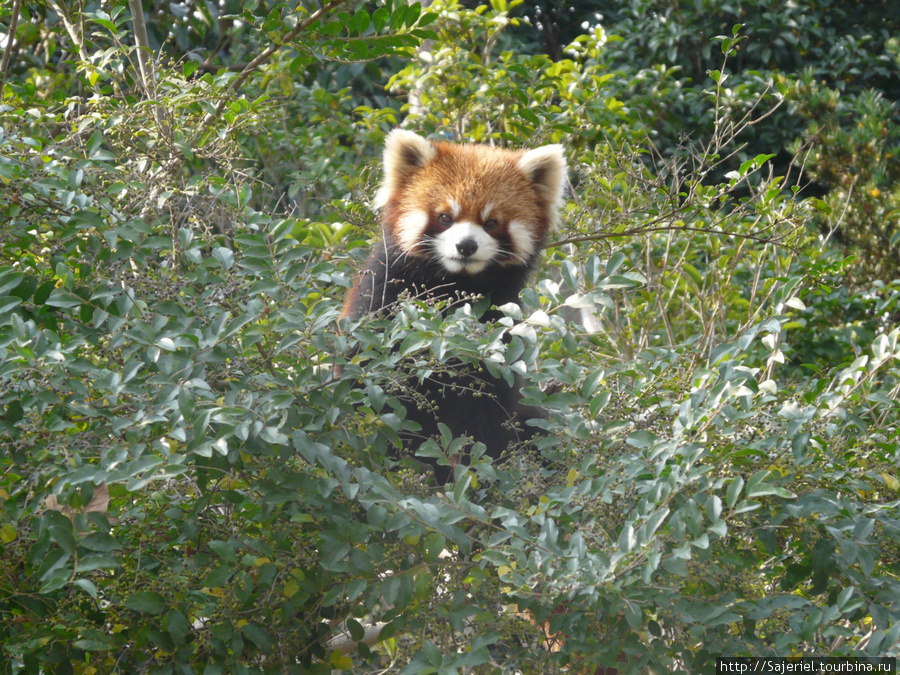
<box><xmin>480</xmin><ymin>203</ymin><xmax>495</xmax><ymax>221</ymax></box>
<box><xmin>448</xmin><ymin>199</ymin><xmax>461</xmax><ymax>218</ymax></box>
<box><xmin>507</xmin><ymin>219</ymin><xmax>537</xmax><ymax>262</ymax></box>
<box><xmin>396</xmin><ymin>210</ymin><xmax>429</xmax><ymax>253</ymax></box>
<box><xmin>434</xmin><ymin>221</ymin><xmax>499</xmax><ymax>274</ymax></box>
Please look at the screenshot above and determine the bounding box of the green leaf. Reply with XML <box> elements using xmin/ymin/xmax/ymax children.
<box><xmin>705</xmin><ymin>495</ymin><xmax>722</xmax><ymax>522</ymax></box>
<box><xmin>642</xmin><ymin>508</ymin><xmax>669</xmax><ymax>542</ymax></box>
<box><xmin>389</xmin><ymin>4</ymin><xmax>409</xmax><ymax>30</ymax></box>
<box><xmin>241</xmin><ymin>624</ymin><xmax>272</xmax><ymax>652</ymax></box>
<box><xmin>745</xmin><ymin>470</ymin><xmax>781</xmax><ymax>498</ymax></box>
<box><xmin>726</xmin><ymin>476</ymin><xmax>744</xmax><ymax>508</ymax></box>
<box><xmin>619</xmin><ymin>523</ymin><xmax>636</xmax><ymax>553</ymax></box>
<box><xmin>74</xmin><ymin>578</ymin><xmax>99</xmax><ymax>599</ymax></box>
<box><xmin>372</xmin><ymin>6</ymin><xmax>389</xmax><ymax>32</ymax></box>
<box><xmin>348</xmin><ymin>618</ymin><xmax>366</xmax><ymax>642</ymax></box>
<box><xmin>74</xmin><ymin>635</ymin><xmax>113</xmax><ymax>651</ymax></box>
<box><xmin>399</xmin><ymin>332</ymin><xmax>431</xmax><ymax>357</ymax></box>
<box><xmin>45</xmin><ymin>288</ymin><xmax>82</xmax><ymax>308</ymax></box>
<box><xmin>80</xmin><ymin>532</ymin><xmax>122</xmax><ymax>552</ymax></box>
<box><xmin>0</xmin><ymin>270</ymin><xmax>24</xmax><ymax>295</ymax></box>
<box><xmin>0</xmin><ymin>523</ymin><xmax>17</xmax><ymax>543</ymax></box>
<box><xmin>85</xmin><ymin>129</ymin><xmax>104</xmax><ymax>157</ymax></box>
<box><xmin>166</xmin><ymin>610</ymin><xmax>190</xmax><ymax>642</ymax></box>
<box><xmin>626</xmin><ymin>430</ymin><xmax>656</xmax><ymax>448</ymax></box>
<box><xmin>125</xmin><ymin>591</ymin><xmax>166</xmax><ymax>615</ymax></box>
<box><xmin>212</xmin><ymin>247</ymin><xmax>235</xmax><ymax>269</ymax></box>
<box><xmin>354</xmin><ymin>9</ymin><xmax>370</xmax><ymax>34</ymax></box>
<box><xmin>518</xmin><ymin>108</ymin><xmax>540</xmax><ymax>126</ymax></box>
<box><xmin>204</xmin><ymin>564</ymin><xmax>235</xmax><ymax>587</ymax></box>
<box><xmin>86</xmin><ymin>10</ymin><xmax>118</xmax><ymax>35</ymax></box>
<box><xmin>810</xmin><ymin>198</ymin><xmax>832</xmax><ymax>215</ymax></box>
<box><xmin>49</xmin><ymin>524</ymin><xmax>77</xmax><ymax>555</ymax></box>
<box><xmin>424</xmin><ymin>532</ymin><xmax>446</xmax><ymax>563</ymax></box>
<box><xmin>208</xmin><ymin>540</ymin><xmax>237</xmax><ymax>563</ymax></box>
<box><xmin>0</xmin><ymin>295</ymin><xmax>22</xmax><ymax>318</ymax></box>
<box><xmin>625</xmin><ymin>603</ymin><xmax>643</xmax><ymax>630</ymax></box>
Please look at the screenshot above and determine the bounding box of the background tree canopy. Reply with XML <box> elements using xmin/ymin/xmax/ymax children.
<box><xmin>1</xmin><ymin>0</ymin><xmax>899</xmax><ymax>673</ymax></box>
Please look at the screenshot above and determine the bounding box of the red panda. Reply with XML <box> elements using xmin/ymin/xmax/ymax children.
<box><xmin>342</xmin><ymin>130</ymin><xmax>567</xmax><ymax>482</ymax></box>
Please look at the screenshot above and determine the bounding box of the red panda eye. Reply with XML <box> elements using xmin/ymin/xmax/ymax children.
<box><xmin>483</xmin><ymin>219</ymin><xmax>498</xmax><ymax>231</ymax></box>
<box><xmin>438</xmin><ymin>213</ymin><xmax>453</xmax><ymax>226</ymax></box>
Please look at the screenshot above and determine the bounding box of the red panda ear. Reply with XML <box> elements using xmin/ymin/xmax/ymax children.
<box><xmin>517</xmin><ymin>144</ymin><xmax>567</xmax><ymax>212</ymax></box>
<box><xmin>375</xmin><ymin>130</ymin><xmax>437</xmax><ymax>208</ymax></box>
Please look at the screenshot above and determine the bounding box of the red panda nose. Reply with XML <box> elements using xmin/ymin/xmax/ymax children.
<box><xmin>456</xmin><ymin>238</ymin><xmax>478</xmax><ymax>258</ymax></box>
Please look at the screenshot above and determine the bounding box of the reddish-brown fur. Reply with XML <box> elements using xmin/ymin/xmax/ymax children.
<box><xmin>341</xmin><ymin>130</ymin><xmax>566</xmax><ymax>320</ymax></box>
<box><xmin>341</xmin><ymin>130</ymin><xmax>566</xmax><ymax>482</ymax></box>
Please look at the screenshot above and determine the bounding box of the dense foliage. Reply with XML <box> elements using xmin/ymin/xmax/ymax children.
<box><xmin>1</xmin><ymin>1</ymin><xmax>899</xmax><ymax>673</ymax></box>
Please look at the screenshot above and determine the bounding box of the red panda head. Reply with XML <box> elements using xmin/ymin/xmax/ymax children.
<box><xmin>375</xmin><ymin>130</ymin><xmax>566</xmax><ymax>275</ymax></box>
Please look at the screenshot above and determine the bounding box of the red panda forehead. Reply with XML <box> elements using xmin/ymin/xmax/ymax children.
<box><xmin>433</xmin><ymin>142</ymin><xmax>528</xmax><ymax>185</ymax></box>
<box><xmin>402</xmin><ymin>144</ymin><xmax>544</xmax><ymax>220</ymax></box>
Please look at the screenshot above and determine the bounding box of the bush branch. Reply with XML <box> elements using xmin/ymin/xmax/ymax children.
<box><xmin>127</xmin><ymin>0</ymin><xmax>154</xmax><ymax>96</ymax></box>
<box><xmin>195</xmin><ymin>0</ymin><xmax>354</xmax><ymax>142</ymax></box>
<box><xmin>46</xmin><ymin>0</ymin><xmax>91</xmax><ymax>64</ymax></box>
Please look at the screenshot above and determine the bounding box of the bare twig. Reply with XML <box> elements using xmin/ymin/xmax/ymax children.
<box><xmin>548</xmin><ymin>221</ymin><xmax>800</xmax><ymax>252</ymax></box>
<box><xmin>822</xmin><ymin>177</ymin><xmax>856</xmax><ymax>248</ymax></box>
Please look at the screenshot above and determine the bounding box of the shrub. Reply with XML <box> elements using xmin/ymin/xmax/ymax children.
<box><xmin>1</xmin><ymin>1</ymin><xmax>899</xmax><ymax>673</ymax></box>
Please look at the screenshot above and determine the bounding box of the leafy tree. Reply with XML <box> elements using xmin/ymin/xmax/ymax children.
<box><xmin>1</xmin><ymin>1</ymin><xmax>899</xmax><ymax>674</ymax></box>
<box><xmin>535</xmin><ymin>0</ymin><xmax>900</xmax><ymax>285</ymax></box>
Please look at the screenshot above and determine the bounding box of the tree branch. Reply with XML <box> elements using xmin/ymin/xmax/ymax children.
<box><xmin>46</xmin><ymin>0</ymin><xmax>91</xmax><ymax>64</ymax></box>
<box><xmin>127</xmin><ymin>0</ymin><xmax>170</xmax><ymax>141</ymax></box>
<box><xmin>194</xmin><ymin>0</ymin><xmax>354</xmax><ymax>142</ymax></box>
<box><xmin>0</xmin><ymin>0</ymin><xmax>22</xmax><ymax>87</ymax></box>
<box><xmin>127</xmin><ymin>0</ymin><xmax>154</xmax><ymax>97</ymax></box>
<box><xmin>548</xmin><ymin>222</ymin><xmax>801</xmax><ymax>253</ymax></box>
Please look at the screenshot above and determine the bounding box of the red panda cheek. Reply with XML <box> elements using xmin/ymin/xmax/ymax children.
<box><xmin>394</xmin><ymin>210</ymin><xmax>430</xmax><ymax>254</ymax></box>
<box><xmin>507</xmin><ymin>219</ymin><xmax>539</xmax><ymax>262</ymax></box>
